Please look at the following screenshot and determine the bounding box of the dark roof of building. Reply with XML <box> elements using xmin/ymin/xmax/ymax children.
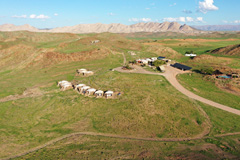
<box><xmin>171</xmin><ymin>63</ymin><xmax>192</xmax><ymax>70</ymax></box>
<box><xmin>157</xmin><ymin>56</ymin><xmax>166</xmax><ymax>59</ymax></box>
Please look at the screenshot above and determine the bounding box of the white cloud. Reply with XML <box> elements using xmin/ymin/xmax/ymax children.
<box><xmin>108</xmin><ymin>12</ymin><xmax>115</xmax><ymax>16</ymax></box>
<box><xmin>12</xmin><ymin>15</ymin><xmax>27</xmax><ymax>18</ymax></box>
<box><xmin>54</xmin><ymin>13</ymin><xmax>58</xmax><ymax>16</ymax></box>
<box><xmin>222</xmin><ymin>20</ymin><xmax>228</xmax><ymax>23</ymax></box>
<box><xmin>30</xmin><ymin>14</ymin><xmax>50</xmax><ymax>19</ymax></box>
<box><xmin>182</xmin><ymin>9</ymin><xmax>192</xmax><ymax>14</ymax></box>
<box><xmin>129</xmin><ymin>18</ymin><xmax>152</xmax><ymax>22</ymax></box>
<box><xmin>196</xmin><ymin>17</ymin><xmax>204</xmax><ymax>22</ymax></box>
<box><xmin>186</xmin><ymin>17</ymin><xmax>194</xmax><ymax>22</ymax></box>
<box><xmin>163</xmin><ymin>17</ymin><xmax>204</xmax><ymax>23</ymax></box>
<box><xmin>145</xmin><ymin>8</ymin><xmax>150</xmax><ymax>10</ymax></box>
<box><xmin>199</xmin><ymin>0</ymin><xmax>219</xmax><ymax>13</ymax></box>
<box><xmin>163</xmin><ymin>17</ymin><xmax>185</xmax><ymax>22</ymax></box>
<box><xmin>30</xmin><ymin>14</ymin><xmax>36</xmax><ymax>19</ymax></box>
<box><xmin>170</xmin><ymin>3</ymin><xmax>177</xmax><ymax>7</ymax></box>
<box><xmin>234</xmin><ymin>20</ymin><xmax>240</xmax><ymax>24</ymax></box>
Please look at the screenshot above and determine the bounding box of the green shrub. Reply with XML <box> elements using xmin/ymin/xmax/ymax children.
<box><xmin>200</xmin><ymin>67</ymin><xmax>214</xmax><ymax>75</ymax></box>
<box><xmin>153</xmin><ymin>60</ymin><xmax>166</xmax><ymax>67</ymax></box>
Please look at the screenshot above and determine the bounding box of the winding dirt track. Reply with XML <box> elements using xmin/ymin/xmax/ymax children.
<box><xmin>114</xmin><ymin>65</ymin><xmax>240</xmax><ymax>116</ymax></box>
<box><xmin>2</xmin><ymin>131</ymin><xmax>240</xmax><ymax>160</ymax></box>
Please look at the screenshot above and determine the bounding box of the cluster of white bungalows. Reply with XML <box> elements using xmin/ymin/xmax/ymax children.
<box><xmin>136</xmin><ymin>56</ymin><xmax>172</xmax><ymax>66</ymax></box>
<box><xmin>74</xmin><ymin>83</ymin><xmax>114</xmax><ymax>99</ymax></box>
<box><xmin>76</xmin><ymin>68</ymin><xmax>94</xmax><ymax>76</ymax></box>
<box><xmin>136</xmin><ymin>57</ymin><xmax>158</xmax><ymax>64</ymax></box>
<box><xmin>58</xmin><ymin>80</ymin><xmax>73</xmax><ymax>91</ymax></box>
<box><xmin>58</xmin><ymin>81</ymin><xmax>114</xmax><ymax>99</ymax></box>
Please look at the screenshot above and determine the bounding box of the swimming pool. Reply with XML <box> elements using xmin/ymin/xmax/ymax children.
<box><xmin>217</xmin><ymin>75</ymin><xmax>231</xmax><ymax>78</ymax></box>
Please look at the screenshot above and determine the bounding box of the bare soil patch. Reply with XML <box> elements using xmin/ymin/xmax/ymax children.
<box><xmin>0</xmin><ymin>87</ymin><xmax>43</xmax><ymax>103</ymax></box>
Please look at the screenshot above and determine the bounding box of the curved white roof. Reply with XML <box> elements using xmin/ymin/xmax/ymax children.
<box><xmin>76</xmin><ymin>84</ymin><xmax>86</xmax><ymax>87</ymax></box>
<box><xmin>105</xmin><ymin>91</ymin><xmax>113</xmax><ymax>94</ymax></box>
<box><xmin>82</xmin><ymin>86</ymin><xmax>90</xmax><ymax>89</ymax></box>
<box><xmin>79</xmin><ymin>68</ymin><xmax>87</xmax><ymax>71</ymax></box>
<box><xmin>86</xmin><ymin>71</ymin><xmax>93</xmax><ymax>73</ymax></box>
<box><xmin>87</xmin><ymin>88</ymin><xmax>96</xmax><ymax>92</ymax></box>
<box><xmin>95</xmin><ymin>90</ymin><xmax>103</xmax><ymax>93</ymax></box>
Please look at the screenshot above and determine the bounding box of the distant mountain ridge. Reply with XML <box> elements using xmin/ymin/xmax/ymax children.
<box><xmin>0</xmin><ymin>22</ymin><xmax>200</xmax><ymax>33</ymax></box>
<box><xmin>192</xmin><ymin>25</ymin><xmax>240</xmax><ymax>31</ymax></box>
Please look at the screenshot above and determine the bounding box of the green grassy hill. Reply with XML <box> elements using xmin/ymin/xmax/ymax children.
<box><xmin>0</xmin><ymin>31</ymin><xmax>240</xmax><ymax>159</ymax></box>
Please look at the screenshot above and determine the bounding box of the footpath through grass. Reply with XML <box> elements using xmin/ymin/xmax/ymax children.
<box><xmin>15</xmin><ymin>134</ymin><xmax>240</xmax><ymax>160</ymax></box>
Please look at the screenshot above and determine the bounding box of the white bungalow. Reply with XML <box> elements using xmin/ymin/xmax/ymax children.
<box><xmin>94</xmin><ymin>90</ymin><xmax>104</xmax><ymax>98</ymax></box>
<box><xmin>58</xmin><ymin>80</ymin><xmax>69</xmax><ymax>87</ymax></box>
<box><xmin>145</xmin><ymin>58</ymin><xmax>152</xmax><ymax>62</ymax></box>
<box><xmin>141</xmin><ymin>59</ymin><xmax>148</xmax><ymax>64</ymax></box>
<box><xmin>104</xmin><ymin>90</ymin><xmax>114</xmax><ymax>99</ymax></box>
<box><xmin>77</xmin><ymin>69</ymin><xmax>87</xmax><ymax>74</ymax></box>
<box><xmin>185</xmin><ymin>54</ymin><xmax>197</xmax><ymax>57</ymax></box>
<box><xmin>61</xmin><ymin>84</ymin><xmax>72</xmax><ymax>91</ymax></box>
<box><xmin>58</xmin><ymin>81</ymin><xmax>72</xmax><ymax>89</ymax></box>
<box><xmin>91</xmin><ymin>40</ymin><xmax>100</xmax><ymax>44</ymax></box>
<box><xmin>79</xmin><ymin>86</ymin><xmax>90</xmax><ymax>94</ymax></box>
<box><xmin>151</xmin><ymin>57</ymin><xmax>157</xmax><ymax>62</ymax></box>
<box><xmin>84</xmin><ymin>71</ymin><xmax>94</xmax><ymax>76</ymax></box>
<box><xmin>85</xmin><ymin>88</ymin><xmax>97</xmax><ymax>96</ymax></box>
<box><xmin>75</xmin><ymin>84</ymin><xmax>86</xmax><ymax>90</ymax></box>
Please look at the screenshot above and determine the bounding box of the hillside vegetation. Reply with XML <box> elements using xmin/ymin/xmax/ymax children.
<box><xmin>0</xmin><ymin>31</ymin><xmax>240</xmax><ymax>159</ymax></box>
<box><xmin>210</xmin><ymin>44</ymin><xmax>240</xmax><ymax>56</ymax></box>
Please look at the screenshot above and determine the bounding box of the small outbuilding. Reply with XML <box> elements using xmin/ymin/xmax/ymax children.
<box><xmin>85</xmin><ymin>88</ymin><xmax>97</xmax><ymax>96</ymax></box>
<box><xmin>141</xmin><ymin>60</ymin><xmax>148</xmax><ymax>64</ymax></box>
<box><xmin>157</xmin><ymin>56</ymin><xmax>166</xmax><ymax>60</ymax></box>
<box><xmin>74</xmin><ymin>84</ymin><xmax>86</xmax><ymax>90</ymax></box>
<box><xmin>84</xmin><ymin>71</ymin><xmax>94</xmax><ymax>76</ymax></box>
<box><xmin>77</xmin><ymin>69</ymin><xmax>87</xmax><ymax>74</ymax></box>
<box><xmin>158</xmin><ymin>66</ymin><xmax>165</xmax><ymax>72</ymax></box>
<box><xmin>94</xmin><ymin>90</ymin><xmax>104</xmax><ymax>98</ymax></box>
<box><xmin>79</xmin><ymin>86</ymin><xmax>90</xmax><ymax>94</ymax></box>
<box><xmin>171</xmin><ymin>63</ymin><xmax>192</xmax><ymax>71</ymax></box>
<box><xmin>60</xmin><ymin>84</ymin><xmax>73</xmax><ymax>91</ymax></box>
<box><xmin>104</xmin><ymin>90</ymin><xmax>114</xmax><ymax>99</ymax></box>
<box><xmin>91</xmin><ymin>40</ymin><xmax>100</xmax><ymax>44</ymax></box>
<box><xmin>185</xmin><ymin>54</ymin><xmax>197</xmax><ymax>57</ymax></box>
<box><xmin>58</xmin><ymin>80</ymin><xmax>73</xmax><ymax>91</ymax></box>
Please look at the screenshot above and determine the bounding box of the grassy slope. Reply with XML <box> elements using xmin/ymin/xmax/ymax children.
<box><xmin>0</xmin><ymin>55</ymin><xmax>208</xmax><ymax>158</ymax></box>
<box><xmin>177</xmin><ymin>73</ymin><xmax>240</xmax><ymax>109</ymax></box>
<box><xmin>1</xmin><ymin>32</ymin><xmax>240</xmax><ymax>159</ymax></box>
<box><xmin>14</xmin><ymin>101</ymin><xmax>240</xmax><ymax>160</ymax></box>
<box><xmin>15</xmin><ymin>135</ymin><xmax>240</xmax><ymax>160</ymax></box>
<box><xmin>157</xmin><ymin>39</ymin><xmax>240</xmax><ymax>56</ymax></box>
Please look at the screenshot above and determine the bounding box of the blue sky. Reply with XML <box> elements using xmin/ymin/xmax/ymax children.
<box><xmin>0</xmin><ymin>0</ymin><xmax>239</xmax><ymax>28</ymax></box>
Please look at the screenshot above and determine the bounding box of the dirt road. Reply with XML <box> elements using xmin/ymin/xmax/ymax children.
<box><xmin>2</xmin><ymin>130</ymin><xmax>240</xmax><ymax>160</ymax></box>
<box><xmin>114</xmin><ymin>65</ymin><xmax>240</xmax><ymax>116</ymax></box>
